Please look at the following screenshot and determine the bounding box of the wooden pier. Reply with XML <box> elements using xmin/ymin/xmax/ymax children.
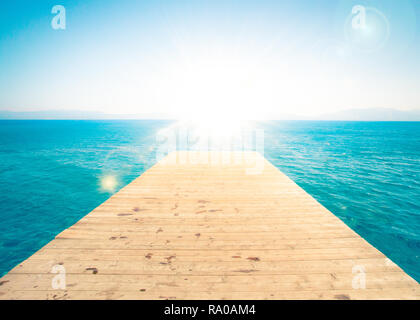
<box><xmin>0</xmin><ymin>151</ymin><xmax>418</xmax><ymax>299</ymax></box>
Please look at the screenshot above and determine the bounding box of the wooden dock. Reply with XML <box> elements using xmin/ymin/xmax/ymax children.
<box><xmin>0</xmin><ymin>151</ymin><xmax>418</xmax><ymax>299</ymax></box>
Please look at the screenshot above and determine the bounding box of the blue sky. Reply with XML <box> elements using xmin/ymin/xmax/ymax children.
<box><xmin>0</xmin><ymin>0</ymin><xmax>418</xmax><ymax>118</ymax></box>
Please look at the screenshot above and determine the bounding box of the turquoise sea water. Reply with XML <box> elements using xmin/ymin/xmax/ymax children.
<box><xmin>0</xmin><ymin>120</ymin><xmax>419</xmax><ymax>281</ymax></box>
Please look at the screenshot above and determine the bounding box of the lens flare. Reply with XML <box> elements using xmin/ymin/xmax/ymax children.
<box><xmin>100</xmin><ymin>175</ymin><xmax>118</xmax><ymax>192</ymax></box>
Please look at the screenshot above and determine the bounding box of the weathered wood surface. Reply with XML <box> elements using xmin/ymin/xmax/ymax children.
<box><xmin>0</xmin><ymin>151</ymin><xmax>418</xmax><ymax>300</ymax></box>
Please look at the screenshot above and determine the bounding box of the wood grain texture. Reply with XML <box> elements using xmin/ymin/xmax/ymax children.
<box><xmin>0</xmin><ymin>151</ymin><xmax>418</xmax><ymax>300</ymax></box>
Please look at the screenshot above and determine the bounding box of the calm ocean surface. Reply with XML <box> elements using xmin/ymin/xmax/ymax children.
<box><xmin>0</xmin><ymin>120</ymin><xmax>419</xmax><ymax>281</ymax></box>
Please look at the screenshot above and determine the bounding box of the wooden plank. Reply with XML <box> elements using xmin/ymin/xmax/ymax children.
<box><xmin>1</xmin><ymin>288</ymin><xmax>419</xmax><ymax>300</ymax></box>
<box><xmin>0</xmin><ymin>151</ymin><xmax>418</xmax><ymax>300</ymax></box>
<box><xmin>26</xmin><ymin>247</ymin><xmax>386</xmax><ymax>262</ymax></box>
<box><xmin>1</xmin><ymin>273</ymin><xmax>416</xmax><ymax>291</ymax></box>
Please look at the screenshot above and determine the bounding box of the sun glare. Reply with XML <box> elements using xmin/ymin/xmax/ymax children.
<box><xmin>152</xmin><ymin>46</ymin><xmax>285</xmax><ymax>120</ymax></box>
<box><xmin>188</xmin><ymin>118</ymin><xmax>244</xmax><ymax>139</ymax></box>
<box><xmin>100</xmin><ymin>175</ymin><xmax>118</xmax><ymax>193</ymax></box>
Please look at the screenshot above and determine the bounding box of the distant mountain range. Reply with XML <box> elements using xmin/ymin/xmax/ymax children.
<box><xmin>315</xmin><ymin>108</ymin><xmax>420</xmax><ymax>121</ymax></box>
<box><xmin>0</xmin><ymin>110</ymin><xmax>173</xmax><ymax>120</ymax></box>
<box><xmin>0</xmin><ymin>108</ymin><xmax>419</xmax><ymax>121</ymax></box>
